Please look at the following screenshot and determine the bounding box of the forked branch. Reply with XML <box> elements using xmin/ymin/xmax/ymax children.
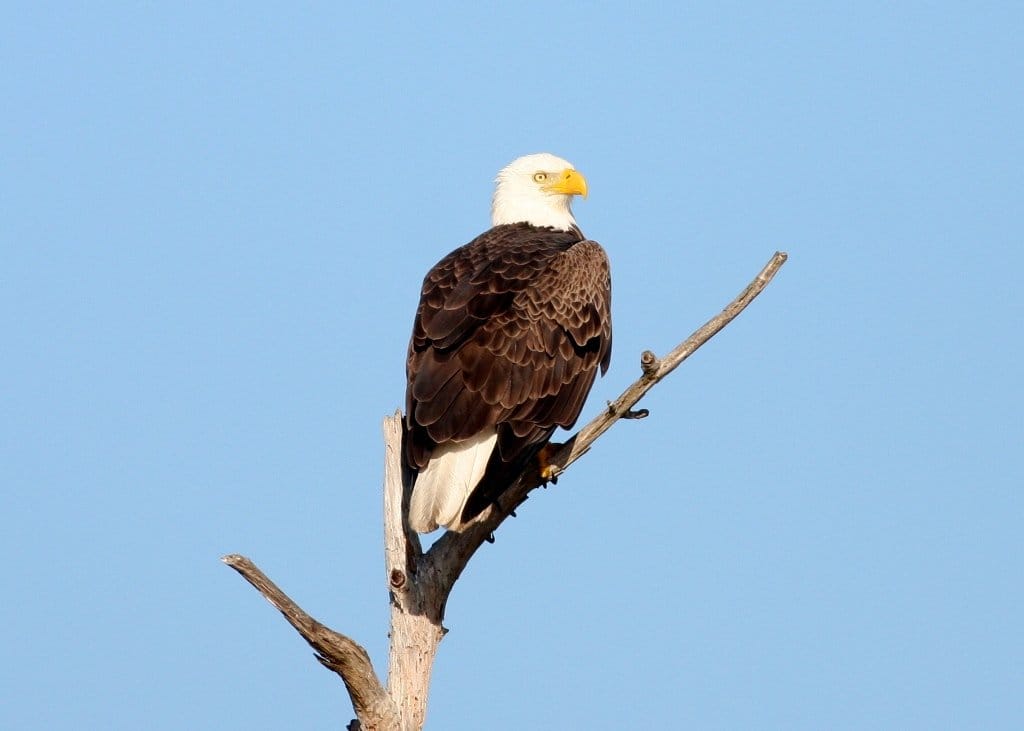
<box><xmin>225</xmin><ymin>251</ymin><xmax>788</xmax><ymax>731</ymax></box>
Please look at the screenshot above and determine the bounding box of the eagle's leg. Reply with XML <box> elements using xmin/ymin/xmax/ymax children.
<box><xmin>536</xmin><ymin>443</ymin><xmax>560</xmax><ymax>486</ymax></box>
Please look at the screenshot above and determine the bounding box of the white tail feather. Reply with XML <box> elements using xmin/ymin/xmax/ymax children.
<box><xmin>409</xmin><ymin>430</ymin><xmax>498</xmax><ymax>533</ymax></box>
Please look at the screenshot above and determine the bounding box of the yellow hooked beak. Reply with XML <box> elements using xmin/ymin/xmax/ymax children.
<box><xmin>545</xmin><ymin>168</ymin><xmax>588</xmax><ymax>198</ymax></box>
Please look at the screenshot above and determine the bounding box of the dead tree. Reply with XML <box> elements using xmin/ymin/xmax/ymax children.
<box><xmin>224</xmin><ymin>251</ymin><xmax>788</xmax><ymax>730</ymax></box>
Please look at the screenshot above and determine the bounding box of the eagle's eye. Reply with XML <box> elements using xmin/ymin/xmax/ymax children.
<box><xmin>533</xmin><ymin>172</ymin><xmax>548</xmax><ymax>183</ymax></box>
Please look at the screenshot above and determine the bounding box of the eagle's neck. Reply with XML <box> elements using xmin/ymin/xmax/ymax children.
<box><xmin>490</xmin><ymin>189</ymin><xmax>578</xmax><ymax>231</ymax></box>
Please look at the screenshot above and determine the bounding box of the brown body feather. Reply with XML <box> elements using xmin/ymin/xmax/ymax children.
<box><xmin>405</xmin><ymin>222</ymin><xmax>612</xmax><ymax>523</ymax></box>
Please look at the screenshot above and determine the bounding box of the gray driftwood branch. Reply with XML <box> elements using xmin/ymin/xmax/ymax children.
<box><xmin>224</xmin><ymin>250</ymin><xmax>787</xmax><ymax>730</ymax></box>
<box><xmin>221</xmin><ymin>554</ymin><xmax>402</xmax><ymax>730</ymax></box>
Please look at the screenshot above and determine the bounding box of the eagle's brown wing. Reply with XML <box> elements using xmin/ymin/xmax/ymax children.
<box><xmin>405</xmin><ymin>222</ymin><xmax>612</xmax><ymax>520</ymax></box>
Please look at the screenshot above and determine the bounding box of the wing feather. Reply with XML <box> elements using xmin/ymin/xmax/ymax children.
<box><xmin>404</xmin><ymin>223</ymin><xmax>612</xmax><ymax>519</ymax></box>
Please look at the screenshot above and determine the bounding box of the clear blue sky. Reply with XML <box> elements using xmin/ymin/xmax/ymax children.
<box><xmin>2</xmin><ymin>3</ymin><xmax>1021</xmax><ymax>729</ymax></box>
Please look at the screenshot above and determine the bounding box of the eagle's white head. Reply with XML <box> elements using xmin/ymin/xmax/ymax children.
<box><xmin>490</xmin><ymin>153</ymin><xmax>588</xmax><ymax>231</ymax></box>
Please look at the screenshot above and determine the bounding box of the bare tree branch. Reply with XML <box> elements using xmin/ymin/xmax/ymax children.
<box><xmin>427</xmin><ymin>250</ymin><xmax>789</xmax><ymax>582</ymax></box>
<box><xmin>556</xmin><ymin>249</ymin><xmax>789</xmax><ymax>473</ymax></box>
<box><xmin>224</xmin><ymin>251</ymin><xmax>788</xmax><ymax>730</ymax></box>
<box><xmin>221</xmin><ymin>554</ymin><xmax>403</xmax><ymax>730</ymax></box>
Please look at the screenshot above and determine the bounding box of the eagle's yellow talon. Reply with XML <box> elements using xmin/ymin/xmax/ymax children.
<box><xmin>536</xmin><ymin>443</ymin><xmax>561</xmax><ymax>483</ymax></box>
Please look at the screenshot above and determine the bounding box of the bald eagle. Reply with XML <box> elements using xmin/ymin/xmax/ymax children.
<box><xmin>404</xmin><ymin>153</ymin><xmax>612</xmax><ymax>533</ymax></box>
